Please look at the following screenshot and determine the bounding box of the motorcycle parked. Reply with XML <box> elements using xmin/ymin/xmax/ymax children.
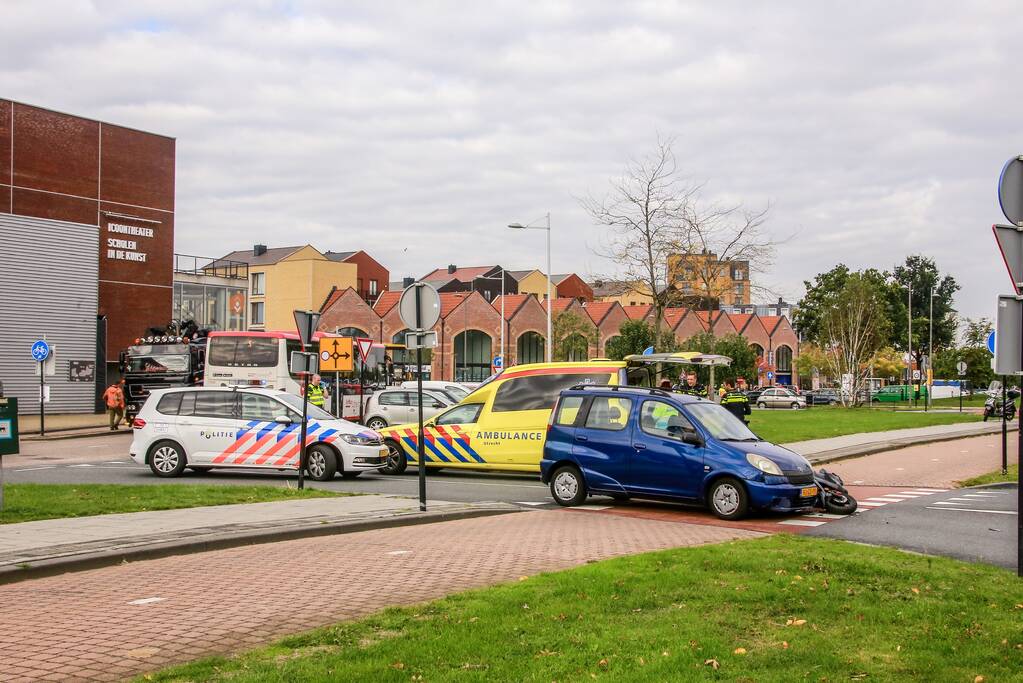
<box><xmin>814</xmin><ymin>469</ymin><xmax>857</xmax><ymax>515</ymax></box>
<box><xmin>983</xmin><ymin>389</ymin><xmax>1019</xmax><ymax>422</ymax></box>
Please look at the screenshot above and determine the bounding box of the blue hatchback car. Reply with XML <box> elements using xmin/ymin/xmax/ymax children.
<box><xmin>540</xmin><ymin>385</ymin><xmax>818</xmax><ymax>520</ymax></box>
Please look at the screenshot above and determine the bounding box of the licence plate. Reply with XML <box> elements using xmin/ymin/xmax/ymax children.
<box><xmin>801</xmin><ymin>486</ymin><xmax>818</xmax><ymax>498</ymax></box>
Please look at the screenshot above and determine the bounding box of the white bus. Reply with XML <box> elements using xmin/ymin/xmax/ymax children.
<box><xmin>204</xmin><ymin>330</ymin><xmax>310</xmax><ymax>393</ymax></box>
<box><xmin>203</xmin><ymin>331</ymin><xmax>395</xmax><ymax>421</ymax></box>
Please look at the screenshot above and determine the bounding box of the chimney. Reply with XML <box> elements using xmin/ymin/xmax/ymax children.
<box><xmin>253</xmin><ymin>244</ymin><xmax>267</xmax><ymax>257</ymax></box>
<box><xmin>447</xmin><ymin>264</ymin><xmax>457</xmax><ymax>274</ymax></box>
<box><xmin>402</xmin><ymin>276</ymin><xmax>415</xmax><ymax>288</ymax></box>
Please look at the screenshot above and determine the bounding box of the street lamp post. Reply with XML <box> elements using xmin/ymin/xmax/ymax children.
<box><xmin>906</xmin><ymin>283</ymin><xmax>913</xmax><ymax>407</ymax></box>
<box><xmin>928</xmin><ymin>288</ymin><xmax>938</xmax><ymax>410</ymax></box>
<box><xmin>508</xmin><ymin>213</ymin><xmax>552</xmax><ymax>362</ymax></box>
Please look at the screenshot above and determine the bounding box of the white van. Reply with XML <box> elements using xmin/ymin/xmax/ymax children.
<box><xmin>129</xmin><ymin>387</ymin><xmax>388</xmax><ymax>480</ymax></box>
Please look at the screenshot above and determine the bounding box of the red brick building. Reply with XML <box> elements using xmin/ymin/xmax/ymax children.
<box><xmin>0</xmin><ymin>100</ymin><xmax>175</xmax><ymax>411</ymax></box>
<box><xmin>325</xmin><ymin>250</ymin><xmax>389</xmax><ymax>304</ymax></box>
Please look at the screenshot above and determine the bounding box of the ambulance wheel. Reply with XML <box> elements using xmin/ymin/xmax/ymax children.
<box><xmin>306</xmin><ymin>444</ymin><xmax>337</xmax><ymax>481</ymax></box>
<box><xmin>379</xmin><ymin>439</ymin><xmax>408</xmax><ymax>475</ymax></box>
<box><xmin>149</xmin><ymin>440</ymin><xmax>187</xmax><ymax>478</ymax></box>
<box><xmin>550</xmin><ymin>465</ymin><xmax>586</xmax><ymax>507</ymax></box>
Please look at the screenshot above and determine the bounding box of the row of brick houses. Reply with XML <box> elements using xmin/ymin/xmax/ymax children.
<box><xmin>318</xmin><ymin>287</ymin><xmax>799</xmax><ymax>384</ymax></box>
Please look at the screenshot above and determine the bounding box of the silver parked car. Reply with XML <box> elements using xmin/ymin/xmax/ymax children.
<box><xmin>363</xmin><ymin>388</ymin><xmax>452</xmax><ymax>430</ymax></box>
<box><xmin>755</xmin><ymin>387</ymin><xmax>806</xmax><ymax>410</ymax></box>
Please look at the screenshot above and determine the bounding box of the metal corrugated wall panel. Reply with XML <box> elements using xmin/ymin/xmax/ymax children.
<box><xmin>0</xmin><ymin>213</ymin><xmax>99</xmax><ymax>414</ymax></box>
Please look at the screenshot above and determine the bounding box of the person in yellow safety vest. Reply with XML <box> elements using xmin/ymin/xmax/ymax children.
<box><xmin>677</xmin><ymin>372</ymin><xmax>707</xmax><ymax>398</ymax></box>
<box><xmin>305</xmin><ymin>373</ymin><xmax>327</xmax><ymax>409</ymax></box>
<box><xmin>720</xmin><ymin>381</ymin><xmax>751</xmax><ymax>424</ymax></box>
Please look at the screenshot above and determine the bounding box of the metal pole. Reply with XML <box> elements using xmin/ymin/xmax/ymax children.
<box><xmin>928</xmin><ymin>289</ymin><xmax>933</xmax><ymax>411</ymax></box>
<box><xmin>358</xmin><ymin>361</ymin><xmax>365</xmax><ymax>423</ymax></box>
<box><xmin>500</xmin><ymin>269</ymin><xmax>505</xmax><ymax>365</ymax></box>
<box><xmin>907</xmin><ymin>284</ymin><xmax>913</xmax><ymax>408</ymax></box>
<box><xmin>1001</xmin><ymin>377</ymin><xmax>1007</xmax><ymax>475</ymax></box>
<box><xmin>545</xmin><ymin>212</ymin><xmax>552</xmax><ymax>363</ymax></box>
<box><xmin>298</xmin><ymin>371</ymin><xmax>309</xmax><ymax>490</ymax></box>
<box><xmin>39</xmin><ymin>361</ymin><xmax>45</xmax><ymax>436</ymax></box>
<box><xmin>334</xmin><ymin>371</ymin><xmax>340</xmax><ymax>418</ymax></box>
<box><xmin>415</xmin><ymin>285</ymin><xmax>427</xmax><ymax>511</ymax></box>
<box><xmin>1018</xmin><ymin>315</ymin><xmax>1022</xmax><ymax>577</ymax></box>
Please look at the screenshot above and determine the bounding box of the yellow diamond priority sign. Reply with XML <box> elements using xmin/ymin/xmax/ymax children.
<box><xmin>318</xmin><ymin>337</ymin><xmax>354</xmax><ymax>373</ymax></box>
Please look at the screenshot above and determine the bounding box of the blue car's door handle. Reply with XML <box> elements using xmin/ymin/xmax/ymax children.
<box><xmin>575</xmin><ymin>434</ymin><xmax>588</xmax><ymax>442</ymax></box>
<box><xmin>633</xmin><ymin>443</ymin><xmax>647</xmax><ymax>451</ymax></box>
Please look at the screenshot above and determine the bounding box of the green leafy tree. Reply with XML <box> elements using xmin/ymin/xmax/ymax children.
<box><xmin>964</xmin><ymin>318</ymin><xmax>993</xmax><ymax>347</ymax></box>
<box><xmin>552</xmin><ymin>311</ymin><xmax>598</xmax><ymax>361</ymax></box>
<box><xmin>889</xmin><ymin>255</ymin><xmax>959</xmax><ymax>367</ymax></box>
<box><xmin>604</xmin><ymin>320</ymin><xmax>674</xmax><ymax>360</ymax></box>
<box><xmin>795</xmin><ymin>343</ymin><xmax>830</xmax><ymax>385</ymax></box>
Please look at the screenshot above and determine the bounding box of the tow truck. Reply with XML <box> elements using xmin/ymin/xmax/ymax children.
<box><xmin>119</xmin><ymin>323</ymin><xmax>208</xmax><ymax>420</ymax></box>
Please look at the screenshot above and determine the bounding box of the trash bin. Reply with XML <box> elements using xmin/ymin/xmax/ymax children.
<box><xmin>0</xmin><ymin>397</ymin><xmax>18</xmax><ymax>456</ymax></box>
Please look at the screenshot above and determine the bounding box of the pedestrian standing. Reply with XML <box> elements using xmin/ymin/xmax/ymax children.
<box><xmin>721</xmin><ymin>381</ymin><xmax>751</xmax><ymax>424</ymax></box>
<box><xmin>305</xmin><ymin>373</ymin><xmax>327</xmax><ymax>409</ymax></box>
<box><xmin>103</xmin><ymin>380</ymin><xmax>126</xmax><ymax>430</ymax></box>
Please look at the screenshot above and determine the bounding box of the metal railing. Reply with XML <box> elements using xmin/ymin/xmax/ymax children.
<box><xmin>174</xmin><ymin>254</ymin><xmax>249</xmax><ymax>280</ymax></box>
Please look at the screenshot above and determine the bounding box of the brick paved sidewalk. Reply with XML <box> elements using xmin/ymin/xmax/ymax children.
<box><xmin>0</xmin><ymin>510</ymin><xmax>761</xmax><ymax>682</ymax></box>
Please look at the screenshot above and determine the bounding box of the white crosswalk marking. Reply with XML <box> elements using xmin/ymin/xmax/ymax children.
<box><xmin>857</xmin><ymin>501</ymin><xmax>887</xmax><ymax>507</ymax></box>
<box><xmin>779</xmin><ymin>519</ymin><xmax>828</xmax><ymax>527</ymax></box>
<box><xmin>926</xmin><ymin>507</ymin><xmax>1017</xmax><ymax>516</ymax></box>
<box><xmin>866</xmin><ymin>497</ymin><xmax>906</xmax><ymax>503</ymax></box>
<box><xmin>803</xmin><ymin>512</ymin><xmax>846</xmax><ymax>519</ymax></box>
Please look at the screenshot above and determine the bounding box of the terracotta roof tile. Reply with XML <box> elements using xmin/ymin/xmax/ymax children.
<box><xmin>439</xmin><ymin>292</ymin><xmax>471</xmax><ymax>317</ymax></box>
<box><xmin>541</xmin><ymin>297</ymin><xmax>576</xmax><ymax>313</ymax></box>
<box><xmin>421</xmin><ymin>266</ymin><xmax>495</xmax><ymax>282</ymax></box>
<box><xmin>582</xmin><ymin>301</ymin><xmax>616</xmax><ymax>325</ymax></box>
<box><xmin>622</xmin><ymin>304</ymin><xmax>651</xmax><ymax>320</ymax></box>
<box><xmin>727</xmin><ymin>313</ymin><xmax>752</xmax><ymax>332</ymax></box>
<box><xmin>492</xmin><ymin>294</ymin><xmax>532</xmax><ymax>320</ymax></box>
<box><xmin>372</xmin><ymin>290</ymin><xmax>402</xmax><ymax>315</ymax></box>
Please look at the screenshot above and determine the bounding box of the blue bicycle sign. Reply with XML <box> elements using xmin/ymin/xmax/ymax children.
<box><xmin>31</xmin><ymin>340</ymin><xmax>50</xmax><ymax>362</ymax></box>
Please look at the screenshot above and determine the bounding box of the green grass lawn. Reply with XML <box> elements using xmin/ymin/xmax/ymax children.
<box><xmin>144</xmin><ymin>534</ymin><xmax>1023</xmax><ymax>682</ymax></box>
<box><xmin>750</xmin><ymin>408</ymin><xmax>981</xmax><ymax>444</ymax></box>
<box><xmin>959</xmin><ymin>464</ymin><xmax>1019</xmax><ymax>488</ymax></box>
<box><xmin>0</xmin><ymin>484</ymin><xmax>346</xmax><ymax>524</ymax></box>
<box><xmin>930</xmin><ymin>395</ymin><xmax>990</xmax><ymax>409</ymax></box>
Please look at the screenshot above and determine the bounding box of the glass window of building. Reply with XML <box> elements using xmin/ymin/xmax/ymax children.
<box><xmin>251</xmin><ymin>272</ymin><xmax>265</xmax><ymax>295</ymax></box>
<box><xmin>369</xmin><ymin>280</ymin><xmax>378</xmax><ymax>296</ymax></box>
<box><xmin>251</xmin><ymin>301</ymin><xmax>265</xmax><ymax>326</ymax></box>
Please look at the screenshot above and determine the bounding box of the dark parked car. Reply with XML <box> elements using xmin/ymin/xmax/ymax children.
<box><xmin>807</xmin><ymin>388</ymin><xmax>841</xmax><ymax>405</ymax></box>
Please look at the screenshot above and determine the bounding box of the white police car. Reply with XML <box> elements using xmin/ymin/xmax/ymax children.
<box><xmin>129</xmin><ymin>387</ymin><xmax>387</xmax><ymax>480</ymax></box>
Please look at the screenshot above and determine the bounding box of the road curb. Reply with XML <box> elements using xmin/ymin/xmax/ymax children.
<box><xmin>0</xmin><ymin>504</ymin><xmax>520</xmax><ymax>586</ymax></box>
<box><xmin>21</xmin><ymin>428</ymin><xmax>132</xmax><ymax>442</ymax></box>
<box><xmin>802</xmin><ymin>423</ymin><xmax>1019</xmax><ymax>465</ymax></box>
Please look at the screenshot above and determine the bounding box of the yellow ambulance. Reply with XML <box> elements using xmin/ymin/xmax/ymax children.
<box><xmin>376</xmin><ymin>353</ymin><xmax>730</xmax><ymax>474</ymax></box>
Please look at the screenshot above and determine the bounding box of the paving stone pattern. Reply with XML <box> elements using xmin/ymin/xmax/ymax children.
<box><xmin>0</xmin><ymin>510</ymin><xmax>760</xmax><ymax>682</ymax></box>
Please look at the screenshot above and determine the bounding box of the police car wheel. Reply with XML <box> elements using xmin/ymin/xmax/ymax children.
<box><xmin>708</xmin><ymin>477</ymin><xmax>749</xmax><ymax>520</ymax></box>
<box><xmin>306</xmin><ymin>445</ymin><xmax>337</xmax><ymax>481</ymax></box>
<box><xmin>367</xmin><ymin>417</ymin><xmax>387</xmax><ymax>430</ymax></box>
<box><xmin>550</xmin><ymin>466</ymin><xmax>586</xmax><ymax>507</ymax></box>
<box><xmin>149</xmin><ymin>441</ymin><xmax>187</xmax><ymax>477</ymax></box>
<box><xmin>379</xmin><ymin>440</ymin><xmax>408</xmax><ymax>475</ymax></box>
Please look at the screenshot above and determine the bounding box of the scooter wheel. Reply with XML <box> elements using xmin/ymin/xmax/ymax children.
<box><xmin>825</xmin><ymin>496</ymin><xmax>858</xmax><ymax>515</ymax></box>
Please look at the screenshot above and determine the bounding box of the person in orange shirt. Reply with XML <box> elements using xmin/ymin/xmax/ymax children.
<box><xmin>102</xmin><ymin>380</ymin><xmax>126</xmax><ymax>430</ymax></box>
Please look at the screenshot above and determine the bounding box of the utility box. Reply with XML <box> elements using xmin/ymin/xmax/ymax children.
<box><xmin>0</xmin><ymin>397</ymin><xmax>19</xmax><ymax>456</ymax></box>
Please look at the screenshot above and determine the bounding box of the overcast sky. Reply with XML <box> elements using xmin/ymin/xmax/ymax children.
<box><xmin>4</xmin><ymin>1</ymin><xmax>1019</xmax><ymax>320</ymax></box>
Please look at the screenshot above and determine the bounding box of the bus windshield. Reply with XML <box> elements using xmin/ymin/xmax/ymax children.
<box><xmin>208</xmin><ymin>337</ymin><xmax>279</xmax><ymax>367</ymax></box>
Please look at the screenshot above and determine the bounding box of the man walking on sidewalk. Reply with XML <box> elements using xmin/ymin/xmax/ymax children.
<box><xmin>103</xmin><ymin>380</ymin><xmax>126</xmax><ymax>430</ymax></box>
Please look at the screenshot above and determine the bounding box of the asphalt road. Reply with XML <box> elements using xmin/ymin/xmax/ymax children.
<box><xmin>5</xmin><ymin>433</ymin><xmax>554</xmax><ymax>505</ymax></box>
<box><xmin>809</xmin><ymin>484</ymin><xmax>1019</xmax><ymax>569</ymax></box>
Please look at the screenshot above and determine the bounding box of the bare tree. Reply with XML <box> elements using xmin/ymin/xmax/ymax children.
<box><xmin>581</xmin><ymin>137</ymin><xmax>696</xmax><ymax>339</ymax></box>
<box><xmin>671</xmin><ymin>198</ymin><xmax>775</xmax><ymax>332</ymax></box>
<box><xmin>820</xmin><ymin>273</ymin><xmax>892</xmax><ymax>406</ymax></box>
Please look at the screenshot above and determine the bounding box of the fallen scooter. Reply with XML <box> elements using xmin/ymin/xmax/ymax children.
<box><xmin>983</xmin><ymin>389</ymin><xmax>1019</xmax><ymax>422</ymax></box>
<box><xmin>814</xmin><ymin>469</ymin><xmax>857</xmax><ymax>515</ymax></box>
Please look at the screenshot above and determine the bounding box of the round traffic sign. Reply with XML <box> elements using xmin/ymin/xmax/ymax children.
<box><xmin>31</xmin><ymin>339</ymin><xmax>50</xmax><ymax>362</ymax></box>
<box><xmin>986</xmin><ymin>330</ymin><xmax>996</xmax><ymax>355</ymax></box>
<box><xmin>956</xmin><ymin>360</ymin><xmax>968</xmax><ymax>376</ymax></box>
<box><xmin>998</xmin><ymin>156</ymin><xmax>1023</xmax><ymax>225</ymax></box>
<box><xmin>398</xmin><ymin>282</ymin><xmax>441</xmax><ymax>331</ymax></box>
<box><xmin>493</xmin><ymin>355</ymin><xmax>503</xmax><ymax>369</ymax></box>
